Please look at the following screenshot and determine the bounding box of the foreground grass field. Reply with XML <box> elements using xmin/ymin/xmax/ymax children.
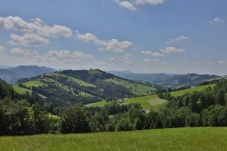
<box><xmin>0</xmin><ymin>127</ymin><xmax>226</xmax><ymax>151</ymax></box>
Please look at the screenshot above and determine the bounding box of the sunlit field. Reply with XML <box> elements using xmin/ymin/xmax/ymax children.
<box><xmin>0</xmin><ymin>127</ymin><xmax>226</xmax><ymax>151</ymax></box>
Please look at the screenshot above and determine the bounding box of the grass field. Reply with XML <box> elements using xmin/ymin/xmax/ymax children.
<box><xmin>54</xmin><ymin>73</ymin><xmax>96</xmax><ymax>87</ymax></box>
<box><xmin>86</xmin><ymin>95</ymin><xmax>167</xmax><ymax>111</ymax></box>
<box><xmin>105</xmin><ymin>78</ymin><xmax>155</xmax><ymax>95</ymax></box>
<box><xmin>0</xmin><ymin>127</ymin><xmax>226</xmax><ymax>151</ymax></box>
<box><xmin>13</xmin><ymin>84</ymin><xmax>32</xmax><ymax>95</ymax></box>
<box><xmin>125</xmin><ymin>95</ymin><xmax>167</xmax><ymax>111</ymax></box>
<box><xmin>170</xmin><ymin>84</ymin><xmax>215</xmax><ymax>97</ymax></box>
<box><xmin>85</xmin><ymin>100</ymin><xmax>107</xmax><ymax>107</ymax></box>
<box><xmin>23</xmin><ymin>80</ymin><xmax>46</xmax><ymax>88</ymax></box>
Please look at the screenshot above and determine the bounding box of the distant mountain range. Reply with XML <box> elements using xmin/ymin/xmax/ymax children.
<box><xmin>0</xmin><ymin>65</ymin><xmax>55</xmax><ymax>84</ymax></box>
<box><xmin>108</xmin><ymin>71</ymin><xmax>221</xmax><ymax>88</ymax></box>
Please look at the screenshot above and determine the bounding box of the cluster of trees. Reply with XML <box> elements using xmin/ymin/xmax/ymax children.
<box><xmin>157</xmin><ymin>80</ymin><xmax>227</xmax><ymax>127</ymax></box>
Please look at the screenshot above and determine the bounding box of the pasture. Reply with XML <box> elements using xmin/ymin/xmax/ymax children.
<box><xmin>105</xmin><ymin>78</ymin><xmax>155</xmax><ymax>95</ymax></box>
<box><xmin>13</xmin><ymin>84</ymin><xmax>32</xmax><ymax>95</ymax></box>
<box><xmin>170</xmin><ymin>84</ymin><xmax>215</xmax><ymax>97</ymax></box>
<box><xmin>125</xmin><ymin>95</ymin><xmax>167</xmax><ymax>111</ymax></box>
<box><xmin>0</xmin><ymin>127</ymin><xmax>226</xmax><ymax>151</ymax></box>
<box><xmin>85</xmin><ymin>100</ymin><xmax>107</xmax><ymax>107</ymax></box>
<box><xmin>86</xmin><ymin>95</ymin><xmax>167</xmax><ymax>111</ymax></box>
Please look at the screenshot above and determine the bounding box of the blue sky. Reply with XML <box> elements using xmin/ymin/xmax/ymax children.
<box><xmin>0</xmin><ymin>0</ymin><xmax>227</xmax><ymax>75</ymax></box>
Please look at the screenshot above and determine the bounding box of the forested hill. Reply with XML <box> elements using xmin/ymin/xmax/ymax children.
<box><xmin>14</xmin><ymin>69</ymin><xmax>155</xmax><ymax>106</ymax></box>
<box><xmin>109</xmin><ymin>71</ymin><xmax>221</xmax><ymax>88</ymax></box>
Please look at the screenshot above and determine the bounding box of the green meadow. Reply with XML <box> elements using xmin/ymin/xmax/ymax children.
<box><xmin>13</xmin><ymin>84</ymin><xmax>32</xmax><ymax>95</ymax></box>
<box><xmin>170</xmin><ymin>84</ymin><xmax>215</xmax><ymax>97</ymax></box>
<box><xmin>105</xmin><ymin>78</ymin><xmax>155</xmax><ymax>95</ymax></box>
<box><xmin>86</xmin><ymin>95</ymin><xmax>167</xmax><ymax>111</ymax></box>
<box><xmin>125</xmin><ymin>95</ymin><xmax>167</xmax><ymax>111</ymax></box>
<box><xmin>85</xmin><ymin>100</ymin><xmax>107</xmax><ymax>107</ymax></box>
<box><xmin>23</xmin><ymin>80</ymin><xmax>46</xmax><ymax>87</ymax></box>
<box><xmin>0</xmin><ymin>127</ymin><xmax>226</xmax><ymax>151</ymax></box>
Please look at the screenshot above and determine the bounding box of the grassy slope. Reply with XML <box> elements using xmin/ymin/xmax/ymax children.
<box><xmin>125</xmin><ymin>95</ymin><xmax>167</xmax><ymax>111</ymax></box>
<box><xmin>87</xmin><ymin>95</ymin><xmax>167</xmax><ymax>111</ymax></box>
<box><xmin>13</xmin><ymin>84</ymin><xmax>32</xmax><ymax>95</ymax></box>
<box><xmin>23</xmin><ymin>80</ymin><xmax>46</xmax><ymax>87</ymax></box>
<box><xmin>0</xmin><ymin>127</ymin><xmax>226</xmax><ymax>151</ymax></box>
<box><xmin>170</xmin><ymin>84</ymin><xmax>215</xmax><ymax>97</ymax></box>
<box><xmin>105</xmin><ymin>78</ymin><xmax>155</xmax><ymax>95</ymax></box>
<box><xmin>49</xmin><ymin>73</ymin><xmax>96</xmax><ymax>87</ymax></box>
<box><xmin>85</xmin><ymin>100</ymin><xmax>107</xmax><ymax>107</ymax></box>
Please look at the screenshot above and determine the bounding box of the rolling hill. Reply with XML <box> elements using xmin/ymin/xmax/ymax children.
<box><xmin>13</xmin><ymin>69</ymin><xmax>156</xmax><ymax>106</ymax></box>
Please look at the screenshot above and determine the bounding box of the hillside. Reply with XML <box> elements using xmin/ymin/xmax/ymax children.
<box><xmin>109</xmin><ymin>71</ymin><xmax>221</xmax><ymax>88</ymax></box>
<box><xmin>14</xmin><ymin>69</ymin><xmax>156</xmax><ymax>106</ymax></box>
<box><xmin>0</xmin><ymin>65</ymin><xmax>55</xmax><ymax>84</ymax></box>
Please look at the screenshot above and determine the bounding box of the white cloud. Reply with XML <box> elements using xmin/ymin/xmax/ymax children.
<box><xmin>135</xmin><ymin>0</ymin><xmax>165</xmax><ymax>5</ymax></box>
<box><xmin>109</xmin><ymin>57</ymin><xmax>115</xmax><ymax>61</ymax></box>
<box><xmin>0</xmin><ymin>16</ymin><xmax>72</xmax><ymax>38</ymax></box>
<box><xmin>144</xmin><ymin>58</ymin><xmax>166</xmax><ymax>64</ymax></box>
<box><xmin>113</xmin><ymin>0</ymin><xmax>165</xmax><ymax>11</ymax></box>
<box><xmin>76</xmin><ymin>32</ymin><xmax>97</xmax><ymax>42</ymax></box>
<box><xmin>97</xmin><ymin>39</ymin><xmax>132</xmax><ymax>52</ymax></box>
<box><xmin>47</xmin><ymin>50</ymin><xmax>94</xmax><ymax>61</ymax></box>
<box><xmin>0</xmin><ymin>46</ymin><xmax>6</xmax><ymax>53</ymax></box>
<box><xmin>219</xmin><ymin>61</ymin><xmax>225</xmax><ymax>65</ymax></box>
<box><xmin>95</xmin><ymin>61</ymin><xmax>109</xmax><ymax>66</ymax></box>
<box><xmin>166</xmin><ymin>36</ymin><xmax>189</xmax><ymax>45</ymax></box>
<box><xmin>209</xmin><ymin>17</ymin><xmax>225</xmax><ymax>24</ymax></box>
<box><xmin>9</xmin><ymin>33</ymin><xmax>49</xmax><ymax>47</ymax></box>
<box><xmin>119</xmin><ymin>1</ymin><xmax>136</xmax><ymax>11</ymax></box>
<box><xmin>122</xmin><ymin>53</ymin><xmax>134</xmax><ymax>64</ymax></box>
<box><xmin>205</xmin><ymin>61</ymin><xmax>214</xmax><ymax>65</ymax></box>
<box><xmin>76</xmin><ymin>32</ymin><xmax>132</xmax><ymax>53</ymax></box>
<box><xmin>160</xmin><ymin>47</ymin><xmax>185</xmax><ymax>54</ymax></box>
<box><xmin>10</xmin><ymin>48</ymin><xmax>39</xmax><ymax>57</ymax></box>
<box><xmin>141</xmin><ymin>50</ymin><xmax>164</xmax><ymax>57</ymax></box>
<box><xmin>0</xmin><ymin>47</ymin><xmax>96</xmax><ymax>69</ymax></box>
<box><xmin>184</xmin><ymin>60</ymin><xmax>188</xmax><ymax>64</ymax></box>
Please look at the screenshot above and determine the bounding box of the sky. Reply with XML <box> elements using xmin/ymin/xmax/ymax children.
<box><xmin>0</xmin><ymin>0</ymin><xmax>227</xmax><ymax>75</ymax></box>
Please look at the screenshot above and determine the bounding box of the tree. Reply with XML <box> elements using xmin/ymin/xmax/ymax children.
<box><xmin>186</xmin><ymin>113</ymin><xmax>200</xmax><ymax>127</ymax></box>
<box><xmin>31</xmin><ymin>103</ymin><xmax>50</xmax><ymax>134</ymax></box>
<box><xmin>60</xmin><ymin>105</ymin><xmax>90</xmax><ymax>133</ymax></box>
<box><xmin>218</xmin><ymin>106</ymin><xmax>227</xmax><ymax>126</ymax></box>
<box><xmin>215</xmin><ymin>90</ymin><xmax>225</xmax><ymax>105</ymax></box>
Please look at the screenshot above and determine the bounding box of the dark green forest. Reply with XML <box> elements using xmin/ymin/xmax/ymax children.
<box><xmin>0</xmin><ymin>78</ymin><xmax>227</xmax><ymax>135</ymax></box>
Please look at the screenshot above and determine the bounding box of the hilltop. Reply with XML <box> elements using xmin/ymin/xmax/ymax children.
<box><xmin>14</xmin><ymin>69</ymin><xmax>156</xmax><ymax>106</ymax></box>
